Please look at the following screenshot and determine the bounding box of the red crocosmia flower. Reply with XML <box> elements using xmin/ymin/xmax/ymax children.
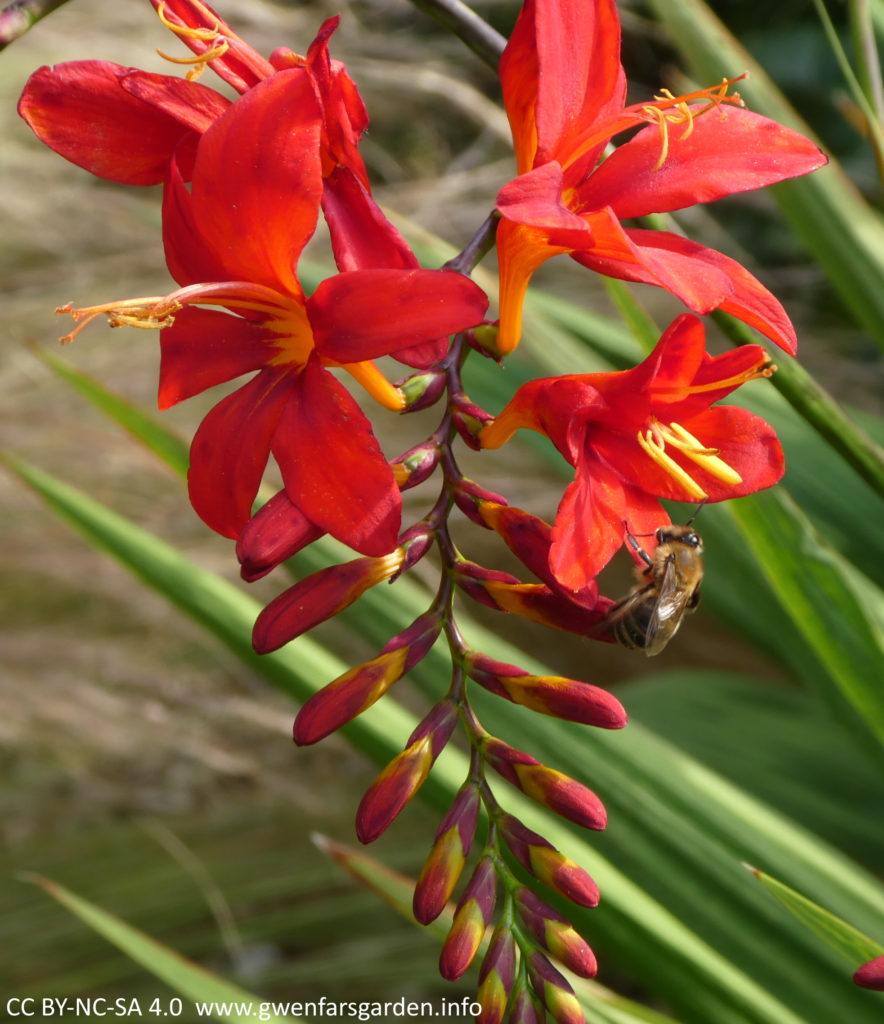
<box><xmin>61</xmin><ymin>73</ymin><xmax>488</xmax><ymax>552</ymax></box>
<box><xmin>20</xmin><ymin>2</ymin><xmax>442</xmax><ymax>367</ymax></box>
<box><xmin>480</xmin><ymin>314</ymin><xmax>783</xmax><ymax>591</ymax></box>
<box><xmin>495</xmin><ymin>0</ymin><xmax>828</xmax><ymax>355</ymax></box>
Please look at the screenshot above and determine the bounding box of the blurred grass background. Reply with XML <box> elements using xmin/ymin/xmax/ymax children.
<box><xmin>1</xmin><ymin>0</ymin><xmax>882</xmax><ymax>1014</ymax></box>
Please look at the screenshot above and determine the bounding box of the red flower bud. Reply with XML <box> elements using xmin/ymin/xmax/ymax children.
<box><xmin>515</xmin><ymin>888</ymin><xmax>597</xmax><ymax>978</ymax></box>
<box><xmin>477</xmin><ymin>501</ymin><xmax>597</xmax><ymax>609</ymax></box>
<box><xmin>253</xmin><ymin>549</ymin><xmax>405</xmax><ymax>654</ymax></box>
<box><xmin>465</xmin><ymin>653</ymin><xmax>627</xmax><ymax>729</ymax></box>
<box><xmin>293</xmin><ymin>648</ymin><xmax>409</xmax><ymax>746</ymax></box>
<box><xmin>500</xmin><ymin>815</ymin><xmax>599</xmax><ymax>908</ymax></box>
<box><xmin>453</xmin><ymin>479</ymin><xmax>510</xmax><ymax>526</ymax></box>
<box><xmin>236</xmin><ymin>490</ymin><xmax>325</xmax><ymax>582</ymax></box>
<box><xmin>484</xmin><ymin>739</ymin><xmax>607</xmax><ymax>831</ymax></box>
<box><xmin>413</xmin><ymin>785</ymin><xmax>481</xmax><ymax>924</ymax></box>
<box><xmin>452</xmin><ymin>395</ymin><xmax>494</xmax><ymax>450</ymax></box>
<box><xmin>477</xmin><ymin>927</ymin><xmax>517</xmax><ymax>1024</ymax></box>
<box><xmin>390</xmin><ymin>443</ymin><xmax>440</xmax><ymax>491</ymax></box>
<box><xmin>526</xmin><ymin>952</ymin><xmax>584</xmax><ymax>1024</ymax></box>
<box><xmin>396</xmin><ymin>368</ymin><xmax>447</xmax><ymax>411</ymax></box>
<box><xmin>453</xmin><ymin>561</ymin><xmax>614</xmax><ymax>634</ymax></box>
<box><xmin>854</xmin><ymin>954</ymin><xmax>884</xmax><ymax>990</ymax></box>
<box><xmin>440</xmin><ymin>859</ymin><xmax>497</xmax><ymax>980</ymax></box>
<box><xmin>356</xmin><ymin>703</ymin><xmax>455</xmax><ymax>844</ymax></box>
<box><xmin>508</xmin><ymin>989</ymin><xmax>545</xmax><ymax>1024</ymax></box>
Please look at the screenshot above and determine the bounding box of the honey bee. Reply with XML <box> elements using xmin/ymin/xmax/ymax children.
<box><xmin>595</xmin><ymin>505</ymin><xmax>705</xmax><ymax>656</ymax></box>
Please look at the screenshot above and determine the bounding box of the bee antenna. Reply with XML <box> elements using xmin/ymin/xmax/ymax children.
<box><xmin>686</xmin><ymin>498</ymin><xmax>708</xmax><ymax>527</ymax></box>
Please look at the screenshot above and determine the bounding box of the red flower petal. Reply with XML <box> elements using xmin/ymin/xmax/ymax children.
<box><xmin>185</xmin><ymin>70</ymin><xmax>324</xmax><ymax>294</ymax></box>
<box><xmin>584</xmin><ymin>108</ymin><xmax>828</xmax><ymax>220</ymax></box>
<box><xmin>19</xmin><ymin>62</ymin><xmax>201</xmax><ymax>185</ymax></box>
<box><xmin>271</xmin><ymin>358</ymin><xmax>401</xmax><ymax>555</ymax></box>
<box><xmin>550</xmin><ymin>463</ymin><xmax>666</xmax><ymax>587</ymax></box>
<box><xmin>573</xmin><ymin>208</ymin><xmax>734</xmax><ymax>314</ymax></box>
<box><xmin>500</xmin><ymin>0</ymin><xmax>624</xmax><ymax>171</ymax></box>
<box><xmin>628</xmin><ymin>230</ymin><xmax>798</xmax><ymax>353</ymax></box>
<box><xmin>188</xmin><ymin>368</ymin><xmax>292</xmax><ymax>539</ymax></box>
<box><xmin>308</xmin><ymin>269</ymin><xmax>488</xmax><ymax>363</ymax></box>
<box><xmin>158</xmin><ymin>308</ymin><xmax>277</xmax><ymax>409</ymax></box>
<box><xmin>497</xmin><ymin>163</ymin><xmax>593</xmax><ymax>244</ymax></box>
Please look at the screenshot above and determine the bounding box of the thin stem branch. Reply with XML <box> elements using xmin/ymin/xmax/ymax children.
<box><xmin>407</xmin><ymin>0</ymin><xmax>506</xmax><ymax>69</ymax></box>
<box><xmin>0</xmin><ymin>0</ymin><xmax>72</xmax><ymax>49</ymax></box>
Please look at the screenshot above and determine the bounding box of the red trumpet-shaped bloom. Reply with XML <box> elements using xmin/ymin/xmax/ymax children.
<box><xmin>480</xmin><ymin>314</ymin><xmax>782</xmax><ymax>590</ymax></box>
<box><xmin>62</xmin><ymin>72</ymin><xmax>487</xmax><ymax>552</ymax></box>
<box><xmin>494</xmin><ymin>0</ymin><xmax>828</xmax><ymax>355</ymax></box>
<box><xmin>20</xmin><ymin>3</ymin><xmax>440</xmax><ymax>365</ymax></box>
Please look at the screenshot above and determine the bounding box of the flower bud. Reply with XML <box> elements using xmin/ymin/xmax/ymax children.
<box><xmin>483</xmin><ymin>738</ymin><xmax>607</xmax><ymax>831</ymax></box>
<box><xmin>398</xmin><ymin>523</ymin><xmax>435</xmax><ymax>573</ymax></box>
<box><xmin>468</xmin><ymin>323</ymin><xmax>502</xmax><ymax>359</ymax></box>
<box><xmin>356</xmin><ymin>702</ymin><xmax>456</xmax><ymax>844</ymax></box>
<box><xmin>507</xmin><ymin>988</ymin><xmax>544</xmax><ymax>1024</ymax></box>
<box><xmin>236</xmin><ymin>491</ymin><xmax>325</xmax><ymax>582</ymax></box>
<box><xmin>413</xmin><ymin>784</ymin><xmax>481</xmax><ymax>924</ymax></box>
<box><xmin>476</xmin><ymin>926</ymin><xmax>517</xmax><ymax>1024</ymax></box>
<box><xmin>396</xmin><ymin>368</ymin><xmax>447</xmax><ymax>411</ymax></box>
<box><xmin>500</xmin><ymin>815</ymin><xmax>599</xmax><ymax>908</ymax></box>
<box><xmin>854</xmin><ymin>954</ymin><xmax>884</xmax><ymax>990</ymax></box>
<box><xmin>527</xmin><ymin>952</ymin><xmax>584</xmax><ymax>1024</ymax></box>
<box><xmin>452</xmin><ymin>479</ymin><xmax>510</xmax><ymax>526</ymax></box>
<box><xmin>390</xmin><ymin>443</ymin><xmax>440</xmax><ymax>491</ymax></box>
<box><xmin>252</xmin><ymin>549</ymin><xmax>404</xmax><ymax>654</ymax></box>
<box><xmin>452</xmin><ymin>395</ymin><xmax>494</xmax><ymax>450</ymax></box>
<box><xmin>516</xmin><ymin>888</ymin><xmax>597</xmax><ymax>978</ymax></box>
<box><xmin>439</xmin><ymin>858</ymin><xmax>497</xmax><ymax>980</ymax></box>
<box><xmin>477</xmin><ymin>501</ymin><xmax>597</xmax><ymax>609</ymax></box>
<box><xmin>465</xmin><ymin>653</ymin><xmax>627</xmax><ymax>730</ymax></box>
<box><xmin>293</xmin><ymin>648</ymin><xmax>409</xmax><ymax>746</ymax></box>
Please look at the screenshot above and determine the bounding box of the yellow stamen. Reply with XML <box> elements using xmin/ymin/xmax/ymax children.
<box><xmin>653</xmin><ymin>359</ymin><xmax>776</xmax><ymax>396</ymax></box>
<box><xmin>660</xmin><ymin>421</ymin><xmax>743</xmax><ymax>485</ymax></box>
<box><xmin>637</xmin><ymin>428</ymin><xmax>708</xmax><ymax>499</ymax></box>
<box><xmin>155</xmin><ymin>1</ymin><xmax>230</xmax><ymax>81</ymax></box>
<box><xmin>57</xmin><ymin>296</ymin><xmax>171</xmax><ymax>344</ymax></box>
<box><xmin>640</xmin><ymin>76</ymin><xmax>747</xmax><ymax>171</ymax></box>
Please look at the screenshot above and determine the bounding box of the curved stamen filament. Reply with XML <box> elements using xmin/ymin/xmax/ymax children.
<box><xmin>561</xmin><ymin>74</ymin><xmax>747</xmax><ymax>175</ymax></box>
<box><xmin>660</xmin><ymin>421</ymin><xmax>742</xmax><ymax>485</ymax></box>
<box><xmin>57</xmin><ymin>296</ymin><xmax>170</xmax><ymax>344</ymax></box>
<box><xmin>653</xmin><ymin>360</ymin><xmax>775</xmax><ymax>397</ymax></box>
<box><xmin>637</xmin><ymin>428</ymin><xmax>708</xmax><ymax>499</ymax></box>
<box><xmin>155</xmin><ymin>1</ymin><xmax>229</xmax><ymax>80</ymax></box>
<box><xmin>637</xmin><ymin>418</ymin><xmax>743</xmax><ymax>497</ymax></box>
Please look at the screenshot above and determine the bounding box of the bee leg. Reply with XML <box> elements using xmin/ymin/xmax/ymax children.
<box><xmin>622</xmin><ymin>522</ymin><xmax>653</xmax><ymax>568</ymax></box>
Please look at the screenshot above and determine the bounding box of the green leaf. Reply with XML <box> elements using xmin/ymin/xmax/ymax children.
<box><xmin>725</xmin><ymin>488</ymin><xmax>884</xmax><ymax>758</ymax></box>
<box><xmin>22</xmin><ymin>875</ymin><xmax>290</xmax><ymax>1024</ymax></box>
<box><xmin>35</xmin><ymin>346</ymin><xmax>189</xmax><ymax>476</ymax></box>
<box><xmin>748</xmin><ymin>866</ymin><xmax>884</xmax><ymax>966</ymax></box>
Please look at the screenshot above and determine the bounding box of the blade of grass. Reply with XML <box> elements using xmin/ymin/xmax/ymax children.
<box><xmin>20</xmin><ymin>875</ymin><xmax>290</xmax><ymax>1024</ymax></box>
<box><xmin>747</xmin><ymin>866</ymin><xmax>884</xmax><ymax>966</ymax></box>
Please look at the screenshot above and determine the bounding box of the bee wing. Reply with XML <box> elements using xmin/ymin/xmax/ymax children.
<box><xmin>643</xmin><ymin>556</ymin><xmax>694</xmax><ymax>656</ymax></box>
